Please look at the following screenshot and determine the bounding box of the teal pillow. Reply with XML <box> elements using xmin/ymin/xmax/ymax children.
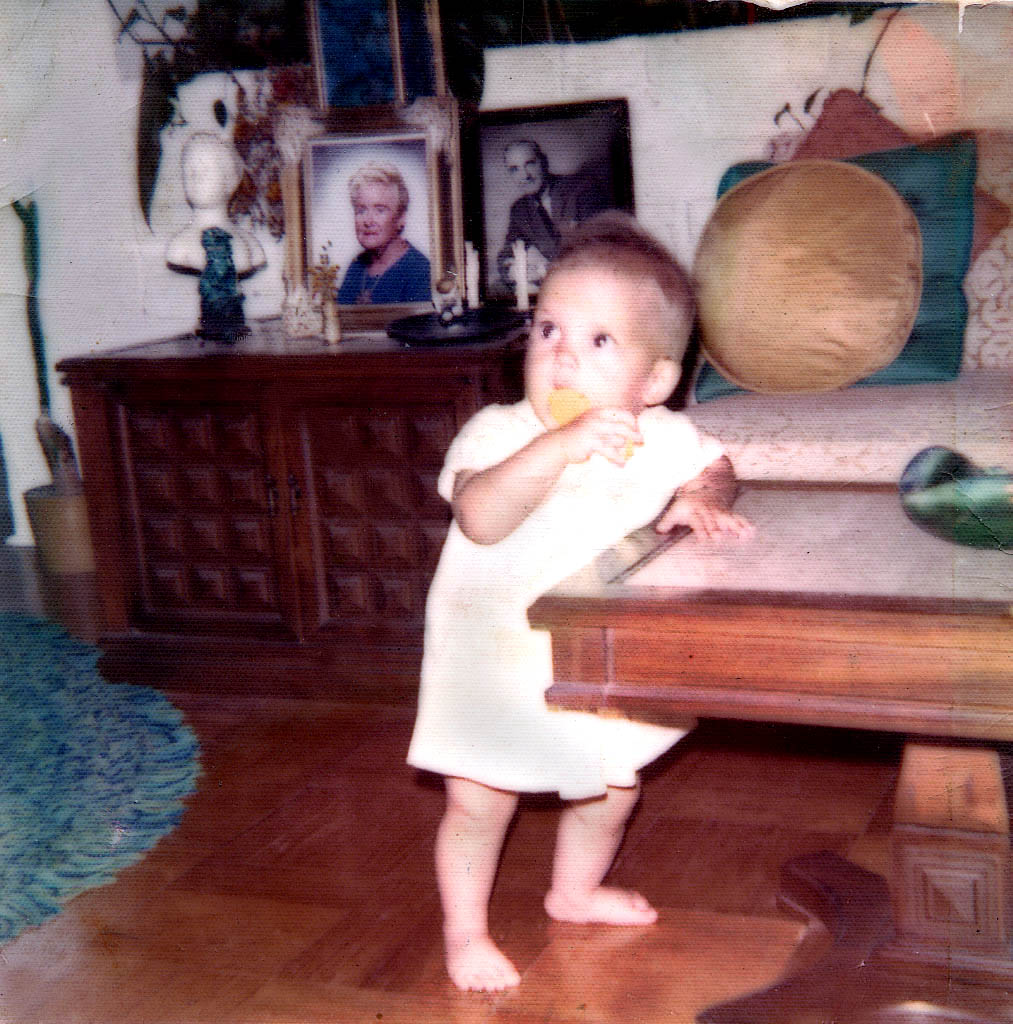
<box><xmin>694</xmin><ymin>135</ymin><xmax>977</xmax><ymax>402</ymax></box>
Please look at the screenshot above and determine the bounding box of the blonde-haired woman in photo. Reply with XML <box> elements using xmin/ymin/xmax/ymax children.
<box><xmin>337</xmin><ymin>162</ymin><xmax>431</xmax><ymax>304</ymax></box>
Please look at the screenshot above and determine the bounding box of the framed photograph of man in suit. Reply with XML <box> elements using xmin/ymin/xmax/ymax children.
<box><xmin>474</xmin><ymin>99</ymin><xmax>634</xmax><ymax>303</ymax></box>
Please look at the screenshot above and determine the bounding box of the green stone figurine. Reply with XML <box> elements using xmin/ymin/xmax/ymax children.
<box><xmin>900</xmin><ymin>446</ymin><xmax>1013</xmax><ymax>552</ymax></box>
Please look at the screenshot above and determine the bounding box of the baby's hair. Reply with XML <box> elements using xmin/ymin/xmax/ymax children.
<box><xmin>348</xmin><ymin>162</ymin><xmax>410</xmax><ymax>216</ymax></box>
<box><xmin>549</xmin><ymin>211</ymin><xmax>696</xmax><ymax>361</ymax></box>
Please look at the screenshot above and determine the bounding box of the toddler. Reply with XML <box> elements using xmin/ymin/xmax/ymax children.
<box><xmin>407</xmin><ymin>212</ymin><xmax>752</xmax><ymax>992</ymax></box>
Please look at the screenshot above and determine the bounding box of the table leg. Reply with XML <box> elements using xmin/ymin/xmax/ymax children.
<box><xmin>874</xmin><ymin>742</ymin><xmax>1013</xmax><ymax>982</ymax></box>
<box><xmin>697</xmin><ymin>742</ymin><xmax>1013</xmax><ymax>1023</ymax></box>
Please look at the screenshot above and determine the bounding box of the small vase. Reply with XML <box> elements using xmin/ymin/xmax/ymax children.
<box><xmin>322</xmin><ymin>295</ymin><xmax>341</xmax><ymax>345</ymax></box>
<box><xmin>282</xmin><ymin>285</ymin><xmax>322</xmax><ymax>338</ymax></box>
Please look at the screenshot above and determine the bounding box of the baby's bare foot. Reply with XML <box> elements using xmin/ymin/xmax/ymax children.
<box><xmin>445</xmin><ymin>932</ymin><xmax>521</xmax><ymax>992</ymax></box>
<box><xmin>544</xmin><ymin>886</ymin><xmax>658</xmax><ymax>925</ymax></box>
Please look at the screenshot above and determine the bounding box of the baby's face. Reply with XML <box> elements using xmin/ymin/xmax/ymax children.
<box><xmin>526</xmin><ymin>264</ymin><xmax>673</xmax><ymax>429</ymax></box>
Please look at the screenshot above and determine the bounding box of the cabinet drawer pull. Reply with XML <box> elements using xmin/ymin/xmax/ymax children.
<box><xmin>265</xmin><ymin>475</ymin><xmax>279</xmax><ymax>517</ymax></box>
<box><xmin>288</xmin><ymin>474</ymin><xmax>303</xmax><ymax>516</ymax></box>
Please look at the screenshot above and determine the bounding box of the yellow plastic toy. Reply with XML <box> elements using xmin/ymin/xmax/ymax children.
<box><xmin>548</xmin><ymin>389</ymin><xmax>635</xmax><ymax>460</ymax></box>
<box><xmin>547</xmin><ymin>388</ymin><xmax>591</xmax><ymax>426</ymax></box>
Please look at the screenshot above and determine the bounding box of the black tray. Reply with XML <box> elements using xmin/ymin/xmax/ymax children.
<box><xmin>388</xmin><ymin>309</ymin><xmax>527</xmax><ymax>346</ymax></box>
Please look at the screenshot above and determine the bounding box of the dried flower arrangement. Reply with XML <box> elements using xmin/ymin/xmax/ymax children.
<box><xmin>106</xmin><ymin>1</ymin><xmax>311</xmax><ymax>228</ymax></box>
<box><xmin>228</xmin><ymin>64</ymin><xmax>318</xmax><ymax>240</ymax></box>
<box><xmin>307</xmin><ymin>245</ymin><xmax>340</xmax><ymax>300</ymax></box>
<box><xmin>308</xmin><ymin>245</ymin><xmax>342</xmax><ymax>344</ymax></box>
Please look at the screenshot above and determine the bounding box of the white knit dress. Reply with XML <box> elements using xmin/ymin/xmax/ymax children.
<box><xmin>407</xmin><ymin>399</ymin><xmax>723</xmax><ymax>800</ymax></box>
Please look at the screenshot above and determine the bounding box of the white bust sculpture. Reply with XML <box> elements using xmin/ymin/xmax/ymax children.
<box><xmin>166</xmin><ymin>132</ymin><xmax>266</xmax><ymax>277</ymax></box>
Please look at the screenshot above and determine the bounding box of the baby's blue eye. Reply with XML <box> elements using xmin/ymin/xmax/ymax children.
<box><xmin>592</xmin><ymin>333</ymin><xmax>614</xmax><ymax>349</ymax></box>
<box><xmin>538</xmin><ymin>321</ymin><xmax>557</xmax><ymax>340</ymax></box>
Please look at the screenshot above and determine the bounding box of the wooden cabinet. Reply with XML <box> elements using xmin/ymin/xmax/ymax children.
<box><xmin>58</xmin><ymin>320</ymin><xmax>524</xmax><ymax>700</ymax></box>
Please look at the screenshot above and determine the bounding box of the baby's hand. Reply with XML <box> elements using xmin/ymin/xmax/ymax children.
<box><xmin>656</xmin><ymin>493</ymin><xmax>754</xmax><ymax>541</ymax></box>
<box><xmin>555</xmin><ymin>407</ymin><xmax>642</xmax><ymax>467</ymax></box>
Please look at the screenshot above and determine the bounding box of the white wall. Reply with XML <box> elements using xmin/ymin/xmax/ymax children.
<box><xmin>0</xmin><ymin>1</ymin><xmax>281</xmax><ymax>542</ymax></box>
<box><xmin>1</xmin><ymin>2</ymin><xmax>1010</xmax><ymax>543</ymax></box>
<box><xmin>482</xmin><ymin>16</ymin><xmax>879</xmax><ymax>271</ymax></box>
<box><xmin>482</xmin><ymin>6</ymin><xmax>1013</xmax><ymax>267</ymax></box>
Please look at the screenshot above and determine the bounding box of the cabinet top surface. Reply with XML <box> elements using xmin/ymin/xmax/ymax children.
<box><xmin>57</xmin><ymin>317</ymin><xmax>526</xmax><ymax>378</ymax></box>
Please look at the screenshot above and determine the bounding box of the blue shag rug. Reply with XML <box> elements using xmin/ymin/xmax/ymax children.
<box><xmin>0</xmin><ymin>613</ymin><xmax>201</xmax><ymax>943</ymax></box>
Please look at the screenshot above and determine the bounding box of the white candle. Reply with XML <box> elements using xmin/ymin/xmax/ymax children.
<box><xmin>512</xmin><ymin>239</ymin><xmax>529</xmax><ymax>311</ymax></box>
<box><xmin>465</xmin><ymin>242</ymin><xmax>480</xmax><ymax>309</ymax></box>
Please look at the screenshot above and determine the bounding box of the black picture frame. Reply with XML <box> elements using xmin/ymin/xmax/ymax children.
<box><xmin>471</xmin><ymin>99</ymin><xmax>635</xmax><ymax>303</ymax></box>
<box><xmin>309</xmin><ymin>0</ymin><xmax>447</xmax><ymax>111</ymax></box>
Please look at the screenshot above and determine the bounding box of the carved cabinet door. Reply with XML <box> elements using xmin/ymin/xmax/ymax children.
<box><xmin>280</xmin><ymin>375</ymin><xmax>474</xmax><ymax>644</ymax></box>
<box><xmin>111</xmin><ymin>381</ymin><xmax>301</xmax><ymax>638</ymax></box>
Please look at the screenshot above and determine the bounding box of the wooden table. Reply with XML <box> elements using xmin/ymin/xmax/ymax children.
<box><xmin>529</xmin><ymin>484</ymin><xmax>1013</xmax><ymax>1023</ymax></box>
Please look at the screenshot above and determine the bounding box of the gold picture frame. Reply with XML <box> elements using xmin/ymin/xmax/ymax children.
<box><xmin>293</xmin><ymin>102</ymin><xmax>464</xmax><ymax>331</ymax></box>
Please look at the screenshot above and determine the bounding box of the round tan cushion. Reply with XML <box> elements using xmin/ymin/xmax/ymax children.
<box><xmin>693</xmin><ymin>160</ymin><xmax>923</xmax><ymax>394</ymax></box>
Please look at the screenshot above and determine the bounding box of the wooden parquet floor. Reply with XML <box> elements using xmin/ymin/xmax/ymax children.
<box><xmin>0</xmin><ymin>689</ymin><xmax>909</xmax><ymax>1024</ymax></box>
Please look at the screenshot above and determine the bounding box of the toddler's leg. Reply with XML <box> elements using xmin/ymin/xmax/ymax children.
<box><xmin>436</xmin><ymin>776</ymin><xmax>520</xmax><ymax>991</ymax></box>
<box><xmin>544</xmin><ymin>780</ymin><xmax>658</xmax><ymax>925</ymax></box>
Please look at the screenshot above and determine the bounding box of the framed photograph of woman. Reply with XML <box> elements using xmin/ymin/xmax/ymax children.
<box><xmin>304</xmin><ymin>129</ymin><xmax>440</xmax><ymax>325</ymax></box>
<box><xmin>474</xmin><ymin>99</ymin><xmax>635</xmax><ymax>303</ymax></box>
